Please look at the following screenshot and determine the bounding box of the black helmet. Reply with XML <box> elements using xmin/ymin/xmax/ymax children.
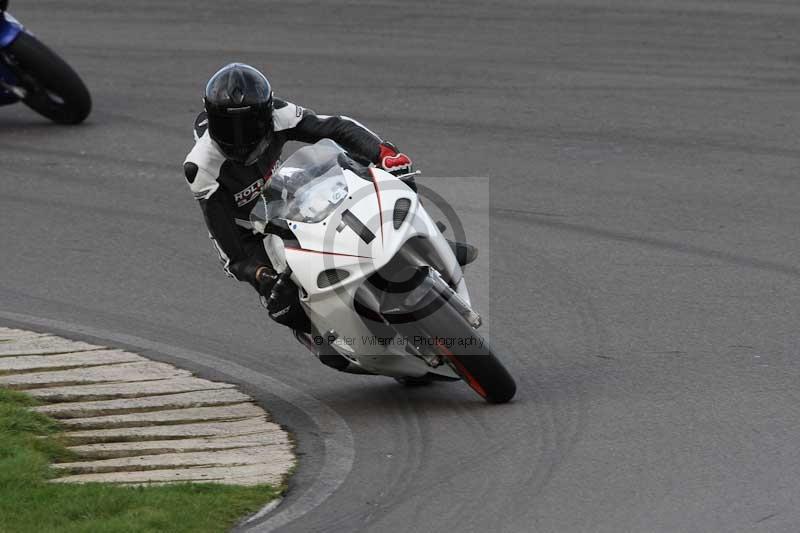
<box><xmin>204</xmin><ymin>63</ymin><xmax>274</xmax><ymax>164</ymax></box>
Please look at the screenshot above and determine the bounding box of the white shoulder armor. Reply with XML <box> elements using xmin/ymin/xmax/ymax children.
<box><xmin>273</xmin><ymin>99</ymin><xmax>305</xmax><ymax>132</ymax></box>
<box><xmin>183</xmin><ymin>132</ymin><xmax>226</xmax><ymax>200</ymax></box>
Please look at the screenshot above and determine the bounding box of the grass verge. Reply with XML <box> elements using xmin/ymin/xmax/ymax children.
<box><xmin>0</xmin><ymin>388</ymin><xmax>282</xmax><ymax>533</ymax></box>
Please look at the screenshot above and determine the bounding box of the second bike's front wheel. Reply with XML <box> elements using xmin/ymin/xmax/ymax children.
<box><xmin>6</xmin><ymin>32</ymin><xmax>91</xmax><ymax>124</ymax></box>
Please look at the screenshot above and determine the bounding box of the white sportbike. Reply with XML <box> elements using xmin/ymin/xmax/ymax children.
<box><xmin>250</xmin><ymin>140</ymin><xmax>516</xmax><ymax>403</ymax></box>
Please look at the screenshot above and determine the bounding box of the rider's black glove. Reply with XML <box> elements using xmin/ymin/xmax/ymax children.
<box><xmin>266</xmin><ymin>271</ymin><xmax>310</xmax><ymax>332</ymax></box>
<box><xmin>255</xmin><ymin>266</ymin><xmax>279</xmax><ymax>296</ymax></box>
<box><xmin>230</xmin><ymin>257</ymin><xmax>276</xmax><ymax>294</ymax></box>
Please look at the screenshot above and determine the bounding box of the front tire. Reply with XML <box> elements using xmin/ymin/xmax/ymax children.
<box><xmin>395</xmin><ymin>292</ymin><xmax>517</xmax><ymax>403</ymax></box>
<box><xmin>6</xmin><ymin>32</ymin><xmax>91</xmax><ymax>124</ymax></box>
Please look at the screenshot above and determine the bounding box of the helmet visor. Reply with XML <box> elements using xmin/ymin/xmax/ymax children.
<box><xmin>208</xmin><ymin>110</ymin><xmax>269</xmax><ymax>147</ymax></box>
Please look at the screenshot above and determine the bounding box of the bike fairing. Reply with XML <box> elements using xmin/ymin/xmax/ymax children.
<box><xmin>245</xmin><ymin>140</ymin><xmax>516</xmax><ymax>402</ymax></box>
<box><xmin>0</xmin><ymin>11</ymin><xmax>22</xmax><ymax>48</ymax></box>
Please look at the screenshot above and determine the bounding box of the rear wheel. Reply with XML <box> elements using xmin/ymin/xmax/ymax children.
<box><xmin>6</xmin><ymin>32</ymin><xmax>91</xmax><ymax>124</ymax></box>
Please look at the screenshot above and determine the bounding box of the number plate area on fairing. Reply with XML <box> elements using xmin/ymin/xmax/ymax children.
<box><xmin>285</xmin><ymin>168</ymin><xmax>424</xmax><ymax>296</ymax></box>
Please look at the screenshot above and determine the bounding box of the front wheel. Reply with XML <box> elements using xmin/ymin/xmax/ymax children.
<box><xmin>6</xmin><ymin>32</ymin><xmax>91</xmax><ymax>124</ymax></box>
<box><xmin>395</xmin><ymin>292</ymin><xmax>517</xmax><ymax>404</ymax></box>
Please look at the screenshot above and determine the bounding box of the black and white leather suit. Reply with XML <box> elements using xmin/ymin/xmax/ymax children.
<box><xmin>183</xmin><ymin>99</ymin><xmax>385</xmax><ymax>294</ymax></box>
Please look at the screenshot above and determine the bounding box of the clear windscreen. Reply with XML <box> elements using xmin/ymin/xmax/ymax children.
<box><xmin>260</xmin><ymin>139</ymin><xmax>350</xmax><ymax>224</ymax></box>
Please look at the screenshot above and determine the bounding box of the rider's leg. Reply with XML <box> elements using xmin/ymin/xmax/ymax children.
<box><xmin>228</xmin><ymin>239</ymin><xmax>312</xmax><ymax>333</ymax></box>
<box><xmin>240</xmin><ymin>245</ymin><xmax>356</xmax><ymax>371</ymax></box>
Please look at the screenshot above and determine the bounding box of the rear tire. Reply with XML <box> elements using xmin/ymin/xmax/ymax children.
<box><xmin>7</xmin><ymin>32</ymin><xmax>91</xmax><ymax>124</ymax></box>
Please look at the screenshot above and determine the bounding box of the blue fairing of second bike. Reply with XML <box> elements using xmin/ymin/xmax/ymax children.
<box><xmin>0</xmin><ymin>12</ymin><xmax>24</xmax><ymax>105</ymax></box>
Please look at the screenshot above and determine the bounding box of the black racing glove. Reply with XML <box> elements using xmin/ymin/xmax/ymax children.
<box><xmin>255</xmin><ymin>266</ymin><xmax>279</xmax><ymax>296</ymax></box>
<box><xmin>266</xmin><ymin>271</ymin><xmax>310</xmax><ymax>332</ymax></box>
<box><xmin>230</xmin><ymin>257</ymin><xmax>276</xmax><ymax>295</ymax></box>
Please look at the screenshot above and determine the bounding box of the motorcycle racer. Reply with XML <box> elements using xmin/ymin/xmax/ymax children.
<box><xmin>183</xmin><ymin>63</ymin><xmax>472</xmax><ymax>332</ymax></box>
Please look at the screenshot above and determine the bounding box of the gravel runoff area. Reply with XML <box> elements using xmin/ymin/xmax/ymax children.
<box><xmin>0</xmin><ymin>326</ymin><xmax>295</xmax><ymax>487</ymax></box>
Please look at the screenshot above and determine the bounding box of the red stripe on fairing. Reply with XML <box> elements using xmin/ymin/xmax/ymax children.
<box><xmin>369</xmin><ymin>167</ymin><xmax>385</xmax><ymax>245</ymax></box>
<box><xmin>436</xmin><ymin>340</ymin><xmax>488</xmax><ymax>398</ymax></box>
<box><xmin>284</xmin><ymin>246</ymin><xmax>372</xmax><ymax>259</ymax></box>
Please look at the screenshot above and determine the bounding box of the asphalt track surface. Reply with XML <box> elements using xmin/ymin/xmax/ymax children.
<box><xmin>2</xmin><ymin>1</ymin><xmax>800</xmax><ymax>531</ymax></box>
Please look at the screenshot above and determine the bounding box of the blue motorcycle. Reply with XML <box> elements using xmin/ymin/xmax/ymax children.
<box><xmin>0</xmin><ymin>1</ymin><xmax>91</xmax><ymax>124</ymax></box>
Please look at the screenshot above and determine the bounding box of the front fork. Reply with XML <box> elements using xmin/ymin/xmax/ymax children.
<box><xmin>355</xmin><ymin>266</ymin><xmax>482</xmax><ymax>368</ymax></box>
<box><xmin>373</xmin><ymin>267</ymin><xmax>482</xmax><ymax>329</ymax></box>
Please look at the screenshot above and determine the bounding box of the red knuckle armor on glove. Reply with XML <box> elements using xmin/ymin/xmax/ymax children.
<box><xmin>378</xmin><ymin>143</ymin><xmax>412</xmax><ymax>174</ymax></box>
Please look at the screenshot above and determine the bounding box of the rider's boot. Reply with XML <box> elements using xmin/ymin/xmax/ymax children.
<box><xmin>448</xmin><ymin>240</ymin><xmax>478</xmax><ymax>266</ymax></box>
<box><xmin>434</xmin><ymin>221</ymin><xmax>478</xmax><ymax>266</ymax></box>
<box><xmin>411</xmin><ymin>189</ymin><xmax>476</xmax><ymax>266</ymax></box>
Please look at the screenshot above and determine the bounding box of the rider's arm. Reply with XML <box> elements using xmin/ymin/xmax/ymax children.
<box><xmin>277</xmin><ymin>101</ymin><xmax>414</xmax><ymax>177</ymax></box>
<box><xmin>197</xmin><ymin>189</ymin><xmax>274</xmax><ymax>287</ymax></box>
<box><xmin>196</xmin><ymin>190</ymin><xmax>247</xmax><ymax>275</ymax></box>
<box><xmin>276</xmin><ymin>100</ymin><xmax>383</xmax><ymax>163</ymax></box>
<box><xmin>183</xmin><ymin>167</ymin><xmax>260</xmax><ymax>282</ymax></box>
<box><xmin>183</xmin><ymin>122</ymin><xmax>271</xmax><ymax>286</ymax></box>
